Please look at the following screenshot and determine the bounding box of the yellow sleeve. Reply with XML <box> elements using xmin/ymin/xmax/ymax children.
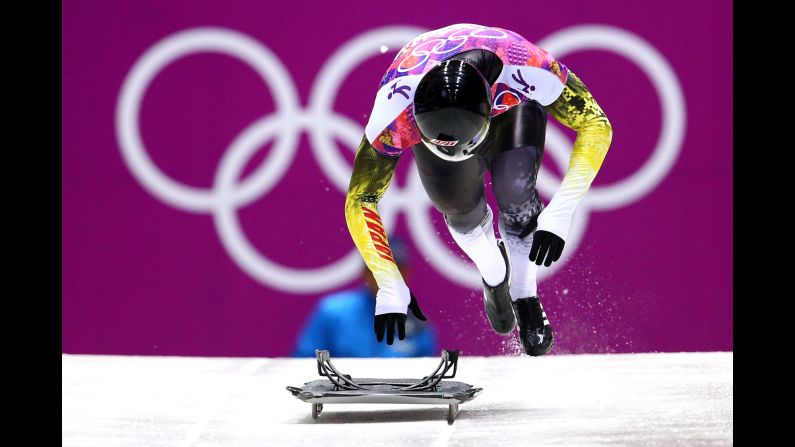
<box><xmin>344</xmin><ymin>135</ymin><xmax>404</xmax><ymax>291</ymax></box>
<box><xmin>539</xmin><ymin>70</ymin><xmax>613</xmax><ymax>241</ymax></box>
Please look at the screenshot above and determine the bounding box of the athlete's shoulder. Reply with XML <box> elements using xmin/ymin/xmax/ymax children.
<box><xmin>364</xmin><ymin>73</ymin><xmax>424</xmax><ymax>157</ymax></box>
<box><xmin>486</xmin><ymin>27</ymin><xmax>570</xmax><ymax>110</ymax></box>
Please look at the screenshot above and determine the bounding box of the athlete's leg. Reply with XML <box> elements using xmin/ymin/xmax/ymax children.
<box><xmin>485</xmin><ymin>101</ymin><xmax>547</xmax><ymax>300</ymax></box>
<box><xmin>412</xmin><ymin>144</ymin><xmax>506</xmax><ymax>287</ymax></box>
<box><xmin>483</xmin><ymin>101</ymin><xmax>554</xmax><ymax>354</ymax></box>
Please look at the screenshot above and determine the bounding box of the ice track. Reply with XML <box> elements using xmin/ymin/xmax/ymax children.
<box><xmin>63</xmin><ymin>352</ymin><xmax>732</xmax><ymax>446</ymax></box>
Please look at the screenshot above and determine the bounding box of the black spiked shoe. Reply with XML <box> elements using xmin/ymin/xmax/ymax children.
<box><xmin>512</xmin><ymin>296</ymin><xmax>554</xmax><ymax>356</ymax></box>
<box><xmin>482</xmin><ymin>239</ymin><xmax>516</xmax><ymax>335</ymax></box>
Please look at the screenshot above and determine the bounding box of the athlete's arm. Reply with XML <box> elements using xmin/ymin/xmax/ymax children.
<box><xmin>345</xmin><ymin>135</ymin><xmax>402</xmax><ymax>292</ymax></box>
<box><xmin>533</xmin><ymin>71</ymin><xmax>612</xmax><ymax>264</ymax></box>
<box><xmin>345</xmin><ymin>135</ymin><xmax>426</xmax><ymax>344</ymax></box>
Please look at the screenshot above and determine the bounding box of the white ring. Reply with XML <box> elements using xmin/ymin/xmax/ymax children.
<box><xmin>539</xmin><ymin>25</ymin><xmax>686</xmax><ymax>210</ymax></box>
<box><xmin>116</xmin><ymin>27</ymin><xmax>300</xmax><ymax>212</ymax></box>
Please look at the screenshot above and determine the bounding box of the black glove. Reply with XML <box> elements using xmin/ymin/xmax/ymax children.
<box><xmin>529</xmin><ymin>230</ymin><xmax>565</xmax><ymax>267</ymax></box>
<box><xmin>374</xmin><ymin>293</ymin><xmax>427</xmax><ymax>345</ymax></box>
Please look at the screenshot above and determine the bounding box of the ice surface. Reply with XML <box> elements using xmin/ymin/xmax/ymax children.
<box><xmin>62</xmin><ymin>352</ymin><xmax>732</xmax><ymax>446</ymax></box>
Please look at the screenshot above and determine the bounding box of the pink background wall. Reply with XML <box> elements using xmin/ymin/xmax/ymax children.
<box><xmin>62</xmin><ymin>0</ymin><xmax>732</xmax><ymax>356</ymax></box>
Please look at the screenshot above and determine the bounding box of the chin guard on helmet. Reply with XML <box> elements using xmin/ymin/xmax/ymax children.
<box><xmin>420</xmin><ymin>119</ymin><xmax>490</xmax><ymax>161</ymax></box>
<box><xmin>414</xmin><ymin>60</ymin><xmax>492</xmax><ymax>162</ymax></box>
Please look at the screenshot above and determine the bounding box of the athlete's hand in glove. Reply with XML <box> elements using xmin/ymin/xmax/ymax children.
<box><xmin>529</xmin><ymin>230</ymin><xmax>565</xmax><ymax>267</ymax></box>
<box><xmin>374</xmin><ymin>293</ymin><xmax>427</xmax><ymax>345</ymax></box>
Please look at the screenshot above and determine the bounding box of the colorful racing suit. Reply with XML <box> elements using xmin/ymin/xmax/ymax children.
<box><xmin>345</xmin><ymin>23</ymin><xmax>612</xmax><ymax>314</ymax></box>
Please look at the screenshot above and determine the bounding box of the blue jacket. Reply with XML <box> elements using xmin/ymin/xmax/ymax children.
<box><xmin>292</xmin><ymin>286</ymin><xmax>438</xmax><ymax>357</ymax></box>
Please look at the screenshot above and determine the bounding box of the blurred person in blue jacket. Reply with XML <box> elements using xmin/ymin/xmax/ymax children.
<box><xmin>293</xmin><ymin>238</ymin><xmax>438</xmax><ymax>357</ymax></box>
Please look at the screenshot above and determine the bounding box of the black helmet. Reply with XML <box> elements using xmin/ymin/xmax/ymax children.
<box><xmin>413</xmin><ymin>59</ymin><xmax>492</xmax><ymax>162</ymax></box>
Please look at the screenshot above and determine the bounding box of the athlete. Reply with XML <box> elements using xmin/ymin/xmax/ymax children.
<box><xmin>345</xmin><ymin>24</ymin><xmax>612</xmax><ymax>356</ymax></box>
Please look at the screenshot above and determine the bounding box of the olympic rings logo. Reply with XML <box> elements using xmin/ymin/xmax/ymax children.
<box><xmin>115</xmin><ymin>24</ymin><xmax>685</xmax><ymax>294</ymax></box>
